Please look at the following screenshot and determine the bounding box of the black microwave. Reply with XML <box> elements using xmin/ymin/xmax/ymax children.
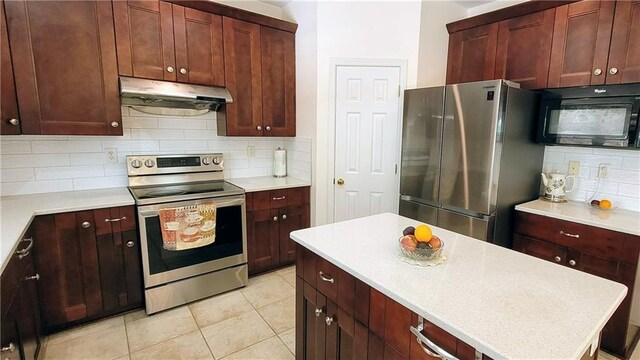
<box><xmin>537</xmin><ymin>83</ymin><xmax>640</xmax><ymax>148</ymax></box>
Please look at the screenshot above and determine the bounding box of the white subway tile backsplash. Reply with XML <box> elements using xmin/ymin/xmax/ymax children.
<box><xmin>0</xmin><ymin>110</ymin><xmax>312</xmax><ymax>196</ymax></box>
<box><xmin>1</xmin><ymin>141</ymin><xmax>31</xmax><ymax>154</ymax></box>
<box><xmin>543</xmin><ymin>146</ymin><xmax>640</xmax><ymax>211</ymax></box>
<box><xmin>35</xmin><ymin>165</ymin><xmax>105</xmax><ymax>180</ymax></box>
<box><xmin>32</xmin><ymin>140</ymin><xmax>102</xmax><ymax>154</ymax></box>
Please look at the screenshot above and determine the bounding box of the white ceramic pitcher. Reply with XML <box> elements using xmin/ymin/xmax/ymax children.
<box><xmin>541</xmin><ymin>172</ymin><xmax>576</xmax><ymax>203</ymax></box>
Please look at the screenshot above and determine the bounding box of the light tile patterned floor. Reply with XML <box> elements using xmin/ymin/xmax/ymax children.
<box><xmin>41</xmin><ymin>266</ymin><xmax>296</xmax><ymax>360</ymax></box>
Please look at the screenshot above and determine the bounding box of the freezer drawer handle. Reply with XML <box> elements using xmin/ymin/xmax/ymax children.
<box><xmin>559</xmin><ymin>231</ymin><xmax>580</xmax><ymax>239</ymax></box>
<box><xmin>319</xmin><ymin>271</ymin><xmax>334</xmax><ymax>284</ymax></box>
<box><xmin>410</xmin><ymin>316</ymin><xmax>460</xmax><ymax>360</ymax></box>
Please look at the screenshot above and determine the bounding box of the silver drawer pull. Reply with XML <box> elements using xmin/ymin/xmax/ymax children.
<box><xmin>410</xmin><ymin>316</ymin><xmax>459</xmax><ymax>360</ymax></box>
<box><xmin>81</xmin><ymin>221</ymin><xmax>91</xmax><ymax>229</ymax></box>
<box><xmin>127</xmin><ymin>241</ymin><xmax>135</xmax><ymax>248</ymax></box>
<box><xmin>272</xmin><ymin>196</ymin><xmax>286</xmax><ymax>200</ymax></box>
<box><xmin>15</xmin><ymin>238</ymin><xmax>34</xmax><ymax>259</ymax></box>
<box><xmin>25</xmin><ymin>273</ymin><xmax>40</xmax><ymax>281</ymax></box>
<box><xmin>554</xmin><ymin>256</ymin><xmax>562</xmax><ymax>263</ymax></box>
<box><xmin>569</xmin><ymin>259</ymin><xmax>576</xmax><ymax>266</ymax></box>
<box><xmin>1</xmin><ymin>343</ymin><xmax>15</xmax><ymax>353</ymax></box>
<box><xmin>559</xmin><ymin>231</ymin><xmax>580</xmax><ymax>238</ymax></box>
<box><xmin>325</xmin><ymin>316</ymin><xmax>334</xmax><ymax>326</ymax></box>
<box><xmin>315</xmin><ymin>308</ymin><xmax>323</xmax><ymax>317</ymax></box>
<box><xmin>319</xmin><ymin>271</ymin><xmax>334</xmax><ymax>283</ymax></box>
<box><xmin>105</xmin><ymin>216</ymin><xmax>127</xmax><ymax>223</ymax></box>
<box><xmin>281</xmin><ymin>214</ymin><xmax>287</xmax><ymax>220</ymax></box>
<box><xmin>273</xmin><ymin>216</ymin><xmax>279</xmax><ymax>222</ymax></box>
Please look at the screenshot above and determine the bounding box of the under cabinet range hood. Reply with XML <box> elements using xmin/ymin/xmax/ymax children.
<box><xmin>119</xmin><ymin>76</ymin><xmax>233</xmax><ymax>111</ymax></box>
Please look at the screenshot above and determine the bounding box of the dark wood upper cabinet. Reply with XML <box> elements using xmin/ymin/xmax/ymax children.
<box><xmin>113</xmin><ymin>0</ymin><xmax>176</xmax><ymax>82</ymax></box>
<box><xmin>548</xmin><ymin>0</ymin><xmax>615</xmax><ymax>87</ymax></box>
<box><xmin>494</xmin><ymin>9</ymin><xmax>555</xmax><ymax>89</ymax></box>
<box><xmin>445</xmin><ymin>23</ymin><xmax>498</xmax><ymax>84</ymax></box>
<box><xmin>261</xmin><ymin>26</ymin><xmax>295</xmax><ymax>137</ymax></box>
<box><xmin>1</xmin><ymin>2</ymin><xmax>20</xmax><ymax>135</ymax></box>
<box><xmin>172</xmin><ymin>5</ymin><xmax>224</xmax><ymax>86</ymax></box>
<box><xmin>606</xmin><ymin>0</ymin><xmax>640</xmax><ymax>84</ymax></box>
<box><xmin>4</xmin><ymin>0</ymin><xmax>122</xmax><ymax>135</ymax></box>
<box><xmin>222</xmin><ymin>16</ymin><xmax>263</xmax><ymax>136</ymax></box>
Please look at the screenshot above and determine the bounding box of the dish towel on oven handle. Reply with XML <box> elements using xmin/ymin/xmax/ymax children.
<box><xmin>158</xmin><ymin>203</ymin><xmax>216</xmax><ymax>251</ymax></box>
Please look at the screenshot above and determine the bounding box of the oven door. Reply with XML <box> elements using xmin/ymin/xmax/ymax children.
<box><xmin>538</xmin><ymin>97</ymin><xmax>639</xmax><ymax>147</ymax></box>
<box><xmin>137</xmin><ymin>195</ymin><xmax>246</xmax><ymax>288</ymax></box>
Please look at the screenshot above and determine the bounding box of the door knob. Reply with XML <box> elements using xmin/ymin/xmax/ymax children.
<box><xmin>336</xmin><ymin>178</ymin><xmax>345</xmax><ymax>186</ymax></box>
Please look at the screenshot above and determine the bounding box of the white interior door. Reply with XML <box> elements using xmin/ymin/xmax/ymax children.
<box><xmin>334</xmin><ymin>65</ymin><xmax>401</xmax><ymax>222</ymax></box>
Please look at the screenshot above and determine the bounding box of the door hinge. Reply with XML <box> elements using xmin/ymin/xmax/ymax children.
<box><xmin>333</xmin><ymin>178</ymin><xmax>336</xmax><ymax>184</ymax></box>
<box><xmin>397</xmin><ymin>86</ymin><xmax>401</xmax><ymax>97</ymax></box>
<box><xmin>395</xmin><ymin>164</ymin><xmax>398</xmax><ymax>174</ymax></box>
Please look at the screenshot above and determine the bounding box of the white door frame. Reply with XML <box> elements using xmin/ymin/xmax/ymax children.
<box><xmin>327</xmin><ymin>58</ymin><xmax>408</xmax><ymax>224</ymax></box>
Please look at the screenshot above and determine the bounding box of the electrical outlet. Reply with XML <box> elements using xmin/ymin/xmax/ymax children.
<box><xmin>568</xmin><ymin>160</ymin><xmax>580</xmax><ymax>175</ymax></box>
<box><xmin>104</xmin><ymin>148</ymin><xmax>118</xmax><ymax>165</ymax></box>
<box><xmin>598</xmin><ymin>163</ymin><xmax>609</xmax><ymax>179</ymax></box>
<box><xmin>247</xmin><ymin>145</ymin><xmax>255</xmax><ymax>158</ymax></box>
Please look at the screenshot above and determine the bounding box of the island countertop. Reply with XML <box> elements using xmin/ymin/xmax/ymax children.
<box><xmin>290</xmin><ymin>213</ymin><xmax>627</xmax><ymax>360</ymax></box>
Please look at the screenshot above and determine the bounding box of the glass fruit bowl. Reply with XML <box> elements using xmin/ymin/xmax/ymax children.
<box><xmin>398</xmin><ymin>236</ymin><xmax>444</xmax><ymax>261</ymax></box>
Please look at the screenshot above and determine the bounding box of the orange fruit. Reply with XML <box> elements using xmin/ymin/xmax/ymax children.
<box><xmin>414</xmin><ymin>224</ymin><xmax>432</xmax><ymax>243</ymax></box>
<box><xmin>599</xmin><ymin>199</ymin><xmax>612</xmax><ymax>210</ymax></box>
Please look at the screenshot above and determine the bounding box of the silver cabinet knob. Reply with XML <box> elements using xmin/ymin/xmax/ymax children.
<box><xmin>127</xmin><ymin>241</ymin><xmax>135</xmax><ymax>248</ymax></box>
<box><xmin>554</xmin><ymin>256</ymin><xmax>562</xmax><ymax>263</ymax></box>
<box><xmin>144</xmin><ymin>159</ymin><xmax>156</xmax><ymax>168</ymax></box>
<box><xmin>315</xmin><ymin>308</ymin><xmax>323</xmax><ymax>317</ymax></box>
<box><xmin>110</xmin><ymin>121</ymin><xmax>119</xmax><ymax>128</ymax></box>
<box><xmin>610</xmin><ymin>67</ymin><xmax>618</xmax><ymax>75</ymax></box>
<box><xmin>265</xmin><ymin>126</ymin><xmax>272</xmax><ymax>131</ymax></box>
<box><xmin>1</xmin><ymin>343</ymin><xmax>15</xmax><ymax>353</ymax></box>
<box><xmin>325</xmin><ymin>316</ymin><xmax>334</xmax><ymax>326</ymax></box>
<box><xmin>8</xmin><ymin>118</ymin><xmax>18</xmax><ymax>126</ymax></box>
<box><xmin>81</xmin><ymin>221</ymin><xmax>91</xmax><ymax>229</ymax></box>
<box><xmin>281</xmin><ymin>214</ymin><xmax>287</xmax><ymax>220</ymax></box>
<box><xmin>25</xmin><ymin>273</ymin><xmax>40</xmax><ymax>281</ymax></box>
<box><xmin>180</xmin><ymin>68</ymin><xmax>187</xmax><ymax>75</ymax></box>
<box><xmin>256</xmin><ymin>125</ymin><xmax>262</xmax><ymax>131</ymax></box>
<box><xmin>131</xmin><ymin>160</ymin><xmax>142</xmax><ymax>169</ymax></box>
<box><xmin>167</xmin><ymin>66</ymin><xmax>175</xmax><ymax>73</ymax></box>
<box><xmin>273</xmin><ymin>216</ymin><xmax>278</xmax><ymax>222</ymax></box>
<box><xmin>593</xmin><ymin>68</ymin><xmax>602</xmax><ymax>76</ymax></box>
<box><xmin>569</xmin><ymin>259</ymin><xmax>576</xmax><ymax>266</ymax></box>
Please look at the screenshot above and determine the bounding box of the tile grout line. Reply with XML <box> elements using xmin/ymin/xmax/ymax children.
<box><xmin>186</xmin><ymin>303</ymin><xmax>218</xmax><ymax>360</ymax></box>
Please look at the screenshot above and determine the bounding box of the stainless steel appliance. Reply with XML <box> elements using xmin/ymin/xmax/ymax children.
<box><xmin>127</xmin><ymin>153</ymin><xmax>248</xmax><ymax>314</ymax></box>
<box><xmin>399</xmin><ymin>80</ymin><xmax>544</xmax><ymax>248</ymax></box>
<box><xmin>537</xmin><ymin>83</ymin><xmax>640</xmax><ymax>148</ymax></box>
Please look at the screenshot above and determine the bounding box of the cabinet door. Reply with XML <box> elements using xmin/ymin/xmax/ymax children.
<box><xmin>5</xmin><ymin>1</ymin><xmax>122</xmax><ymax>135</ymax></box>
<box><xmin>279</xmin><ymin>205</ymin><xmax>310</xmax><ymax>265</ymax></box>
<box><xmin>512</xmin><ymin>234</ymin><xmax>568</xmax><ymax>265</ymax></box>
<box><xmin>1</xmin><ymin>305</ymin><xmax>21</xmax><ymax>360</ymax></box>
<box><xmin>15</xmin><ymin>261</ymin><xmax>41</xmax><ymax>360</ymax></box>
<box><xmin>1</xmin><ymin>2</ymin><xmax>19</xmax><ymax>135</ymax></box>
<box><xmin>446</xmin><ymin>23</ymin><xmax>498</xmax><ymax>84</ymax></box>
<box><xmin>548</xmin><ymin>0</ymin><xmax>615</xmax><ymax>87</ymax></box>
<box><xmin>173</xmin><ymin>5</ymin><xmax>224</xmax><ymax>86</ymax></box>
<box><xmin>222</xmin><ymin>17</ymin><xmax>263</xmax><ymax>136</ymax></box>
<box><xmin>494</xmin><ymin>9</ymin><xmax>555</xmax><ymax>89</ymax></box>
<box><xmin>301</xmin><ymin>282</ymin><xmax>327</xmax><ymax>360</ymax></box>
<box><xmin>113</xmin><ymin>0</ymin><xmax>176</xmax><ymax>82</ymax></box>
<box><xmin>261</xmin><ymin>26</ymin><xmax>295</xmax><ymax>137</ymax></box>
<box><xmin>247</xmin><ymin>209</ymin><xmax>279</xmax><ymax>274</ymax></box>
<box><xmin>606</xmin><ymin>0</ymin><xmax>640</xmax><ymax>84</ymax></box>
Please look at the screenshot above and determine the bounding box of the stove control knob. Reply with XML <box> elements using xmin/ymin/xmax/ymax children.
<box><xmin>202</xmin><ymin>157</ymin><xmax>211</xmax><ymax>165</ymax></box>
<box><xmin>212</xmin><ymin>156</ymin><xmax>222</xmax><ymax>165</ymax></box>
<box><xmin>131</xmin><ymin>160</ymin><xmax>142</xmax><ymax>169</ymax></box>
<box><xmin>144</xmin><ymin>159</ymin><xmax>156</xmax><ymax>168</ymax></box>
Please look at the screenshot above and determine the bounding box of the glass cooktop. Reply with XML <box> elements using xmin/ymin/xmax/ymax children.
<box><xmin>129</xmin><ymin>181</ymin><xmax>244</xmax><ymax>205</ymax></box>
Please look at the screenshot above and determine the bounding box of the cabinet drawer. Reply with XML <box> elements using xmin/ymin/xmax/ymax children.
<box><xmin>287</xmin><ymin>187</ymin><xmax>310</xmax><ymax>206</ymax></box>
<box><xmin>514</xmin><ymin>212</ymin><xmax>558</xmax><ymax>240</ymax></box>
<box><xmin>270</xmin><ymin>189</ymin><xmax>289</xmax><ymax>208</ymax></box>
<box><xmin>1</xmin><ymin>238</ymin><xmax>33</xmax><ymax>319</ymax></box>
<box><xmin>250</xmin><ymin>187</ymin><xmax>310</xmax><ymax>211</ymax></box>
<box><xmin>513</xmin><ymin>234</ymin><xmax>568</xmax><ymax>265</ymax></box>
<box><xmin>316</xmin><ymin>257</ymin><xmax>339</xmax><ymax>303</ymax></box>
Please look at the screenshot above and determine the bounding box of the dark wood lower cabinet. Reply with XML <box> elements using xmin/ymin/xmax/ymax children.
<box><xmin>296</xmin><ymin>245</ymin><xmax>494</xmax><ymax>360</ymax></box>
<box><xmin>33</xmin><ymin>206</ymin><xmax>143</xmax><ymax>333</ymax></box>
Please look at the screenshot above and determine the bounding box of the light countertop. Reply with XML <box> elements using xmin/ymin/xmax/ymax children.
<box><xmin>1</xmin><ymin>188</ymin><xmax>134</xmax><ymax>273</ymax></box>
<box><xmin>226</xmin><ymin>176</ymin><xmax>310</xmax><ymax>192</ymax></box>
<box><xmin>516</xmin><ymin>198</ymin><xmax>640</xmax><ymax>236</ymax></box>
<box><xmin>291</xmin><ymin>213</ymin><xmax>627</xmax><ymax>360</ymax></box>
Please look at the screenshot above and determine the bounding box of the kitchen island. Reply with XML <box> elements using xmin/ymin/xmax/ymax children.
<box><xmin>290</xmin><ymin>213</ymin><xmax>627</xmax><ymax>360</ymax></box>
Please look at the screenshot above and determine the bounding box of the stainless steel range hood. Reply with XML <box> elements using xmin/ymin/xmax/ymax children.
<box><xmin>119</xmin><ymin>76</ymin><xmax>233</xmax><ymax>111</ymax></box>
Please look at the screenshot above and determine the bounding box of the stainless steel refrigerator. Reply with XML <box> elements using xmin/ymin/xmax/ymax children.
<box><xmin>399</xmin><ymin>80</ymin><xmax>544</xmax><ymax>248</ymax></box>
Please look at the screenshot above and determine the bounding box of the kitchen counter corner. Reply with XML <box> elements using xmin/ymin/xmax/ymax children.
<box><xmin>226</xmin><ymin>176</ymin><xmax>310</xmax><ymax>192</ymax></box>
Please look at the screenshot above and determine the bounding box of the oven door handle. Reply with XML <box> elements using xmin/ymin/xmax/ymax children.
<box><xmin>137</xmin><ymin>195</ymin><xmax>246</xmax><ymax>216</ymax></box>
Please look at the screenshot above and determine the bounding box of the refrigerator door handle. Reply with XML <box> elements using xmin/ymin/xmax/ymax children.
<box><xmin>400</xmin><ymin>195</ymin><xmax>440</xmax><ymax>208</ymax></box>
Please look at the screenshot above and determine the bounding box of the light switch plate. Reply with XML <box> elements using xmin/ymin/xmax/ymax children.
<box><xmin>568</xmin><ymin>160</ymin><xmax>580</xmax><ymax>175</ymax></box>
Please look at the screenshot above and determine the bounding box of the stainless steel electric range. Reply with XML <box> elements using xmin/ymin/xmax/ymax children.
<box><xmin>127</xmin><ymin>153</ymin><xmax>247</xmax><ymax>314</ymax></box>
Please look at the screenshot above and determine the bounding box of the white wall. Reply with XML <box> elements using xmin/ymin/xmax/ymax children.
<box><xmin>0</xmin><ymin>107</ymin><xmax>312</xmax><ymax>196</ymax></box>
<box><xmin>210</xmin><ymin>0</ymin><xmax>285</xmax><ymax>19</ymax></box>
<box><xmin>467</xmin><ymin>0</ymin><xmax>530</xmax><ymax>17</ymax></box>
<box><xmin>417</xmin><ymin>1</ymin><xmax>467</xmax><ymax>87</ymax></box>
<box><xmin>542</xmin><ymin>146</ymin><xmax>640</xmax><ymax>212</ymax></box>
